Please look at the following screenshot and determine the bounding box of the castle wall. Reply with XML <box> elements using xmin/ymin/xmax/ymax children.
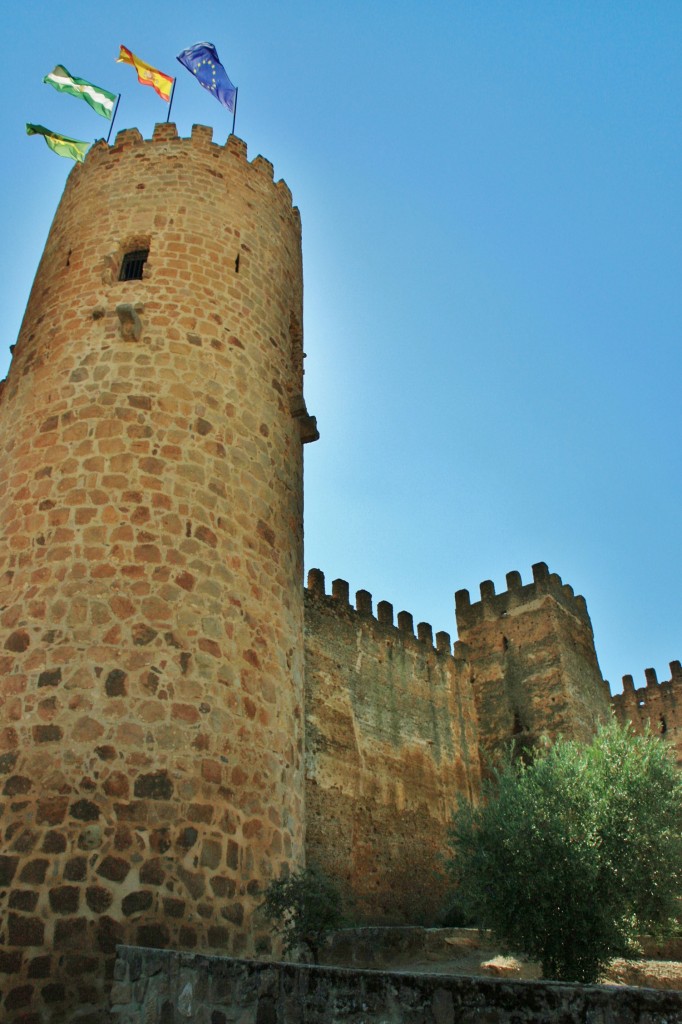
<box><xmin>0</xmin><ymin>125</ymin><xmax>313</xmax><ymax>1022</ymax></box>
<box><xmin>304</xmin><ymin>570</ymin><xmax>481</xmax><ymax>925</ymax></box>
<box><xmin>611</xmin><ymin>662</ymin><xmax>682</xmax><ymax>766</ymax></box>
<box><xmin>455</xmin><ymin>563</ymin><xmax>612</xmax><ymax>766</ymax></box>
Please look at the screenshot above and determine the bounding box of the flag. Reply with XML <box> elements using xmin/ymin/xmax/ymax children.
<box><xmin>26</xmin><ymin>123</ymin><xmax>90</xmax><ymax>162</ymax></box>
<box><xmin>117</xmin><ymin>45</ymin><xmax>173</xmax><ymax>102</ymax></box>
<box><xmin>44</xmin><ymin>65</ymin><xmax>117</xmax><ymax>119</ymax></box>
<box><xmin>176</xmin><ymin>42</ymin><xmax>236</xmax><ymax>112</ymax></box>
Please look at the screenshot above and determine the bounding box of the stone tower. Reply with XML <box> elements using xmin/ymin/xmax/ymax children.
<box><xmin>456</xmin><ymin>562</ymin><xmax>612</xmax><ymax>766</ymax></box>
<box><xmin>0</xmin><ymin>123</ymin><xmax>316</xmax><ymax>1020</ymax></box>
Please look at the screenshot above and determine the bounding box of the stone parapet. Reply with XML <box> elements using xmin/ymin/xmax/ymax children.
<box><xmin>611</xmin><ymin>661</ymin><xmax>682</xmax><ymax>765</ymax></box>
<box><xmin>455</xmin><ymin>563</ymin><xmax>610</xmax><ymax>763</ymax></box>
<box><xmin>304</xmin><ymin>570</ymin><xmax>480</xmax><ymax>925</ymax></box>
<box><xmin>306</xmin><ymin>568</ymin><xmax>466</xmax><ymax>659</ymax></box>
<box><xmin>455</xmin><ymin>561</ymin><xmax>591</xmax><ymax>630</ymax></box>
<box><xmin>110</xmin><ymin>946</ymin><xmax>682</xmax><ymax>1023</ymax></box>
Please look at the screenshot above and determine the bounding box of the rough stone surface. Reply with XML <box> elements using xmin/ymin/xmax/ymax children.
<box><xmin>0</xmin><ymin>123</ymin><xmax>678</xmax><ymax>1024</ymax></box>
<box><xmin>455</xmin><ymin>564</ymin><xmax>613</xmax><ymax>765</ymax></box>
<box><xmin>304</xmin><ymin>578</ymin><xmax>481</xmax><ymax>923</ymax></box>
<box><xmin>612</xmin><ymin>661</ymin><xmax>682</xmax><ymax>765</ymax></box>
<box><xmin>0</xmin><ymin>125</ymin><xmax>310</xmax><ymax>1022</ymax></box>
<box><xmin>109</xmin><ymin>946</ymin><xmax>682</xmax><ymax>1023</ymax></box>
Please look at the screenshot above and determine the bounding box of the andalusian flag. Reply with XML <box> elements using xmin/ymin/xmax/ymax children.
<box><xmin>117</xmin><ymin>45</ymin><xmax>174</xmax><ymax>101</ymax></box>
<box><xmin>26</xmin><ymin>123</ymin><xmax>90</xmax><ymax>162</ymax></box>
<box><xmin>44</xmin><ymin>65</ymin><xmax>117</xmax><ymax>119</ymax></box>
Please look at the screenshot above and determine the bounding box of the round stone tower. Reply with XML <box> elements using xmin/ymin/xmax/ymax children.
<box><xmin>0</xmin><ymin>123</ymin><xmax>316</xmax><ymax>1020</ymax></box>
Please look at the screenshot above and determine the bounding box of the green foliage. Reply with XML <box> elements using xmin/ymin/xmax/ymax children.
<box><xmin>261</xmin><ymin>866</ymin><xmax>345</xmax><ymax>963</ymax></box>
<box><xmin>447</xmin><ymin>721</ymin><xmax>682</xmax><ymax>983</ymax></box>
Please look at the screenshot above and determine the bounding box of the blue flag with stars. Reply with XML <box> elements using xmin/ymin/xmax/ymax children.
<box><xmin>177</xmin><ymin>42</ymin><xmax>236</xmax><ymax>112</ymax></box>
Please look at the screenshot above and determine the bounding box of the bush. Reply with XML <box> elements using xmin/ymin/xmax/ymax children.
<box><xmin>447</xmin><ymin>721</ymin><xmax>682</xmax><ymax>982</ymax></box>
<box><xmin>261</xmin><ymin>865</ymin><xmax>344</xmax><ymax>963</ymax></box>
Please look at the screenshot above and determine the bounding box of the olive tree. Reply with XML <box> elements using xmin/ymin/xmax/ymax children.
<box><xmin>261</xmin><ymin>866</ymin><xmax>345</xmax><ymax>963</ymax></box>
<box><xmin>447</xmin><ymin>721</ymin><xmax>682</xmax><ymax>982</ymax></box>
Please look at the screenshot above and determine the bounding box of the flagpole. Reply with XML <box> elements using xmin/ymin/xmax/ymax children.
<box><xmin>106</xmin><ymin>94</ymin><xmax>121</xmax><ymax>144</ymax></box>
<box><xmin>231</xmin><ymin>87</ymin><xmax>238</xmax><ymax>136</ymax></box>
<box><xmin>166</xmin><ymin>79</ymin><xmax>176</xmax><ymax>122</ymax></box>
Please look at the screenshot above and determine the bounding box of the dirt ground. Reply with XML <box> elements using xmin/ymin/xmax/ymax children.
<box><xmin>321</xmin><ymin>928</ymin><xmax>682</xmax><ymax>991</ymax></box>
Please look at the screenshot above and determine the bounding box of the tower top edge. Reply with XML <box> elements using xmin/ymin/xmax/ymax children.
<box><xmin>81</xmin><ymin>122</ymin><xmax>297</xmax><ymax>212</ymax></box>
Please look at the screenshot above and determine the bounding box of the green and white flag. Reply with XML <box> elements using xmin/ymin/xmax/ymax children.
<box><xmin>26</xmin><ymin>123</ymin><xmax>90</xmax><ymax>162</ymax></box>
<box><xmin>44</xmin><ymin>65</ymin><xmax>117</xmax><ymax>119</ymax></box>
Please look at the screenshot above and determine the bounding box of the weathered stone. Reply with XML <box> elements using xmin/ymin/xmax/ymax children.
<box><xmin>137</xmin><ymin>923</ymin><xmax>170</xmax><ymax>948</ymax></box>
<box><xmin>140</xmin><ymin>859</ymin><xmax>165</xmax><ymax>885</ymax></box>
<box><xmin>27</xmin><ymin>955</ymin><xmax>52</xmax><ymax>978</ymax></box>
<box><xmin>5</xmin><ymin>984</ymin><xmax>33</xmax><ymax>1011</ymax></box>
<box><xmin>96</xmin><ymin>915</ymin><xmax>124</xmax><ymax>954</ymax></box>
<box><xmin>134</xmin><ymin>771</ymin><xmax>173</xmax><ymax>800</ymax></box>
<box><xmin>64</xmin><ymin>856</ymin><xmax>88</xmax><ymax>881</ymax></box>
<box><xmin>210</xmin><ymin>876</ymin><xmax>236</xmax><ymax>899</ymax></box>
<box><xmin>70</xmin><ymin>799</ymin><xmax>100</xmax><ymax>822</ymax></box>
<box><xmin>86</xmin><ymin>886</ymin><xmax>114</xmax><ymax>913</ymax></box>
<box><xmin>0</xmin><ymin>950</ymin><xmax>23</xmax><ymax>973</ymax></box>
<box><xmin>37</xmin><ymin>668</ymin><xmax>62</xmax><ymax>687</ymax></box>
<box><xmin>105</xmin><ymin>669</ymin><xmax>128</xmax><ymax>696</ymax></box>
<box><xmin>49</xmin><ymin>885</ymin><xmax>80</xmax><ymax>914</ymax></box>
<box><xmin>19</xmin><ymin>859</ymin><xmax>48</xmax><ymax>884</ymax></box>
<box><xmin>3</xmin><ymin>775</ymin><xmax>32</xmax><ymax>796</ymax></box>
<box><xmin>32</xmin><ymin>724</ymin><xmax>63</xmax><ymax>743</ymax></box>
<box><xmin>41</xmin><ymin>983</ymin><xmax>67</xmax><ymax>1004</ymax></box>
<box><xmin>9</xmin><ymin>889</ymin><xmax>39</xmax><ymax>911</ymax></box>
<box><xmin>162</xmin><ymin>897</ymin><xmax>185</xmax><ymax>918</ymax></box>
<box><xmin>0</xmin><ymin>854</ymin><xmax>19</xmax><ymax>885</ymax></box>
<box><xmin>220</xmin><ymin>903</ymin><xmax>244</xmax><ymax>926</ymax></box>
<box><xmin>121</xmin><ymin>890</ymin><xmax>153</xmax><ymax>916</ymax></box>
<box><xmin>8</xmin><ymin>913</ymin><xmax>44</xmax><ymax>946</ymax></box>
<box><xmin>54</xmin><ymin>917</ymin><xmax>89</xmax><ymax>949</ymax></box>
<box><xmin>5</xmin><ymin>629</ymin><xmax>30</xmax><ymax>652</ymax></box>
<box><xmin>207</xmin><ymin>926</ymin><xmax>230</xmax><ymax>948</ymax></box>
<box><xmin>37</xmin><ymin>796</ymin><xmax>69</xmax><ymax>826</ymax></box>
<box><xmin>0</xmin><ymin>750</ymin><xmax>18</xmax><ymax>774</ymax></box>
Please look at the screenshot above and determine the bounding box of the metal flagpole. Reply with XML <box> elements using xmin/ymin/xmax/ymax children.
<box><xmin>166</xmin><ymin>79</ymin><xmax>176</xmax><ymax>122</ymax></box>
<box><xmin>106</xmin><ymin>95</ymin><xmax>121</xmax><ymax>144</ymax></box>
<box><xmin>231</xmin><ymin>87</ymin><xmax>238</xmax><ymax>136</ymax></box>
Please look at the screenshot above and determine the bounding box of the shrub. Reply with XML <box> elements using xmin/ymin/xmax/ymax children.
<box><xmin>261</xmin><ymin>865</ymin><xmax>344</xmax><ymax>963</ymax></box>
<box><xmin>447</xmin><ymin>721</ymin><xmax>682</xmax><ymax>982</ymax></box>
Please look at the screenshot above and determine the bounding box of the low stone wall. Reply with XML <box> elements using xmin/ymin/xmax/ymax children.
<box><xmin>320</xmin><ymin>926</ymin><xmax>492</xmax><ymax>968</ymax></box>
<box><xmin>111</xmin><ymin>946</ymin><xmax>682</xmax><ymax>1023</ymax></box>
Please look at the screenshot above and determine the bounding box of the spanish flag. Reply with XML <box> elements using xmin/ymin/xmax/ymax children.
<box><xmin>117</xmin><ymin>45</ymin><xmax>174</xmax><ymax>102</ymax></box>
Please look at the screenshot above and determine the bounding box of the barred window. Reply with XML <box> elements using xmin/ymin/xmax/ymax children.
<box><xmin>119</xmin><ymin>249</ymin><xmax>148</xmax><ymax>281</ymax></box>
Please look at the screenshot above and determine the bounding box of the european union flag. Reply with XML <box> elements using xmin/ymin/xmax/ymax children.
<box><xmin>177</xmin><ymin>42</ymin><xmax>236</xmax><ymax>112</ymax></box>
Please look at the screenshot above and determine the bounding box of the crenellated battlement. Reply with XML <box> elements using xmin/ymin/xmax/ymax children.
<box><xmin>611</xmin><ymin>661</ymin><xmax>682</xmax><ymax>707</ymax></box>
<box><xmin>455</xmin><ymin>561</ymin><xmax>591</xmax><ymax>630</ymax></box>
<box><xmin>305</xmin><ymin>568</ymin><xmax>466</xmax><ymax>659</ymax></box>
<box><xmin>77</xmin><ymin>123</ymin><xmax>299</xmax><ymax>214</ymax></box>
<box><xmin>611</xmin><ymin>661</ymin><xmax>682</xmax><ymax>765</ymax></box>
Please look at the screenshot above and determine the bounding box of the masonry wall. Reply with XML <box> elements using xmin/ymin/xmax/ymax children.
<box><xmin>110</xmin><ymin>947</ymin><xmax>682</xmax><ymax>1024</ymax></box>
<box><xmin>611</xmin><ymin>661</ymin><xmax>682</xmax><ymax>766</ymax></box>
<box><xmin>0</xmin><ymin>125</ymin><xmax>313</xmax><ymax>1023</ymax></box>
<box><xmin>304</xmin><ymin>570</ymin><xmax>481</xmax><ymax>925</ymax></box>
<box><xmin>456</xmin><ymin>563</ymin><xmax>612</xmax><ymax>766</ymax></box>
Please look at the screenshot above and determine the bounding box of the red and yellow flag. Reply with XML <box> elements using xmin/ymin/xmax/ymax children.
<box><xmin>117</xmin><ymin>45</ymin><xmax>174</xmax><ymax>101</ymax></box>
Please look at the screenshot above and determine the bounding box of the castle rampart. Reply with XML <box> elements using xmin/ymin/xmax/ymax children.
<box><xmin>0</xmin><ymin>125</ymin><xmax>314</xmax><ymax>1021</ymax></box>
<box><xmin>0</xmin><ymin>125</ymin><xmax>678</xmax><ymax>1024</ymax></box>
<box><xmin>455</xmin><ymin>563</ymin><xmax>612</xmax><ymax>764</ymax></box>
<box><xmin>304</xmin><ymin>570</ymin><xmax>481</xmax><ymax>924</ymax></box>
<box><xmin>611</xmin><ymin>661</ymin><xmax>682</xmax><ymax>765</ymax></box>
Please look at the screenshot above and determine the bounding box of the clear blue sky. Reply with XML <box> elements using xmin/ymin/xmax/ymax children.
<box><xmin>3</xmin><ymin>2</ymin><xmax>680</xmax><ymax>692</ymax></box>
